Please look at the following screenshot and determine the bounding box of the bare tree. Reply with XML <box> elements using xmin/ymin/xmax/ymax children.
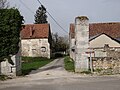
<box><xmin>52</xmin><ymin>33</ymin><xmax>69</xmax><ymax>53</ymax></box>
<box><xmin>0</xmin><ymin>0</ymin><xmax>9</xmax><ymax>9</ymax></box>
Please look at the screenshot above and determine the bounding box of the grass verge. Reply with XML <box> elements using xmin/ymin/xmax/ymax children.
<box><xmin>0</xmin><ymin>75</ymin><xmax>12</xmax><ymax>81</ymax></box>
<box><xmin>64</xmin><ymin>56</ymin><xmax>75</xmax><ymax>72</ymax></box>
<box><xmin>22</xmin><ymin>57</ymin><xmax>53</xmax><ymax>75</ymax></box>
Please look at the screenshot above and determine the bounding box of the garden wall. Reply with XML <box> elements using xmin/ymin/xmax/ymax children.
<box><xmin>92</xmin><ymin>49</ymin><xmax>120</xmax><ymax>74</ymax></box>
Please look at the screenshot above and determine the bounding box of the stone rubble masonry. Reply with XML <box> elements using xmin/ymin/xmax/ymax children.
<box><xmin>21</xmin><ymin>38</ymin><xmax>51</xmax><ymax>58</ymax></box>
<box><xmin>75</xmin><ymin>16</ymin><xmax>89</xmax><ymax>72</ymax></box>
<box><xmin>92</xmin><ymin>49</ymin><xmax>120</xmax><ymax>74</ymax></box>
<box><xmin>92</xmin><ymin>57</ymin><xmax>120</xmax><ymax>74</ymax></box>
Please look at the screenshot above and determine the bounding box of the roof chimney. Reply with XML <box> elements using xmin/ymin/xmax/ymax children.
<box><xmin>30</xmin><ymin>26</ymin><xmax>35</xmax><ymax>37</ymax></box>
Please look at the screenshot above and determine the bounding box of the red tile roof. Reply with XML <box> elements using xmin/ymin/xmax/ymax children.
<box><xmin>69</xmin><ymin>24</ymin><xmax>75</xmax><ymax>38</ymax></box>
<box><xmin>21</xmin><ymin>24</ymin><xmax>50</xmax><ymax>39</ymax></box>
<box><xmin>89</xmin><ymin>23</ymin><xmax>120</xmax><ymax>38</ymax></box>
<box><xmin>70</xmin><ymin>22</ymin><xmax>120</xmax><ymax>38</ymax></box>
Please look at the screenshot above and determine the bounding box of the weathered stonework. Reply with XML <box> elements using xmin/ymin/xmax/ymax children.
<box><xmin>21</xmin><ymin>39</ymin><xmax>51</xmax><ymax>58</ymax></box>
<box><xmin>91</xmin><ymin>49</ymin><xmax>120</xmax><ymax>74</ymax></box>
<box><xmin>92</xmin><ymin>57</ymin><xmax>120</xmax><ymax>74</ymax></box>
<box><xmin>0</xmin><ymin>51</ymin><xmax>21</xmax><ymax>76</ymax></box>
<box><xmin>21</xmin><ymin>24</ymin><xmax>52</xmax><ymax>59</ymax></box>
<box><xmin>75</xmin><ymin>16</ymin><xmax>89</xmax><ymax>72</ymax></box>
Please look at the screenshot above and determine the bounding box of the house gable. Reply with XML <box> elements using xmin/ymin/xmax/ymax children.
<box><xmin>90</xmin><ymin>33</ymin><xmax>120</xmax><ymax>48</ymax></box>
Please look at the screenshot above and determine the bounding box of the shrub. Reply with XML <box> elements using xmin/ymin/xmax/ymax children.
<box><xmin>64</xmin><ymin>56</ymin><xmax>75</xmax><ymax>72</ymax></box>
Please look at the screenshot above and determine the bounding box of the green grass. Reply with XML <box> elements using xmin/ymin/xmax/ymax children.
<box><xmin>22</xmin><ymin>57</ymin><xmax>53</xmax><ymax>75</ymax></box>
<box><xmin>0</xmin><ymin>75</ymin><xmax>7</xmax><ymax>81</ymax></box>
<box><xmin>0</xmin><ymin>75</ymin><xmax>12</xmax><ymax>81</ymax></box>
<box><xmin>64</xmin><ymin>56</ymin><xmax>75</xmax><ymax>72</ymax></box>
<box><xmin>80</xmin><ymin>70</ymin><xmax>92</xmax><ymax>74</ymax></box>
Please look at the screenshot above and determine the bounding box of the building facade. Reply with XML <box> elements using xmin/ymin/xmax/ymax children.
<box><xmin>21</xmin><ymin>24</ymin><xmax>52</xmax><ymax>58</ymax></box>
<box><xmin>69</xmin><ymin>16</ymin><xmax>120</xmax><ymax>73</ymax></box>
<box><xmin>70</xmin><ymin>21</ymin><xmax>120</xmax><ymax>59</ymax></box>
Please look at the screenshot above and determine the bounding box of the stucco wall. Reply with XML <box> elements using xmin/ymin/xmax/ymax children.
<box><xmin>21</xmin><ymin>38</ymin><xmax>51</xmax><ymax>58</ymax></box>
<box><xmin>90</xmin><ymin>34</ymin><xmax>120</xmax><ymax>48</ymax></box>
<box><xmin>70</xmin><ymin>38</ymin><xmax>75</xmax><ymax>60</ymax></box>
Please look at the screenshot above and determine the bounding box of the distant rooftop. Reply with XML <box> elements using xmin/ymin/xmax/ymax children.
<box><xmin>70</xmin><ymin>22</ymin><xmax>120</xmax><ymax>39</ymax></box>
<box><xmin>21</xmin><ymin>24</ymin><xmax>50</xmax><ymax>39</ymax></box>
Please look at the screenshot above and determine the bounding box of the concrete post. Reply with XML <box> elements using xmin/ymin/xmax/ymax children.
<box><xmin>75</xmin><ymin>16</ymin><xmax>89</xmax><ymax>72</ymax></box>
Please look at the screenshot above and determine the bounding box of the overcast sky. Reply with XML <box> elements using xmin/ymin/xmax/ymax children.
<box><xmin>8</xmin><ymin>0</ymin><xmax>120</xmax><ymax>36</ymax></box>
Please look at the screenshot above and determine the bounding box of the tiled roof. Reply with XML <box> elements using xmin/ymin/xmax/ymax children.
<box><xmin>89</xmin><ymin>23</ymin><xmax>120</xmax><ymax>38</ymax></box>
<box><xmin>21</xmin><ymin>24</ymin><xmax>50</xmax><ymax>39</ymax></box>
<box><xmin>69</xmin><ymin>22</ymin><xmax>120</xmax><ymax>39</ymax></box>
<box><xmin>69</xmin><ymin>24</ymin><xmax>75</xmax><ymax>38</ymax></box>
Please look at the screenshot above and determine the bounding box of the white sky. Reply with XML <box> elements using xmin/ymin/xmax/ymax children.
<box><xmin>8</xmin><ymin>0</ymin><xmax>120</xmax><ymax>36</ymax></box>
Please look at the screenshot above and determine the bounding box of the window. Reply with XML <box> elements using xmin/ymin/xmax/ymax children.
<box><xmin>41</xmin><ymin>47</ymin><xmax>46</xmax><ymax>52</ymax></box>
<box><xmin>72</xmin><ymin>48</ymin><xmax>75</xmax><ymax>52</ymax></box>
<box><xmin>75</xmin><ymin>41</ymin><xmax>76</xmax><ymax>45</ymax></box>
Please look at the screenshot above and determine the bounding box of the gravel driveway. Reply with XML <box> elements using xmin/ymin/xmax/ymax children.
<box><xmin>28</xmin><ymin>58</ymin><xmax>77</xmax><ymax>79</ymax></box>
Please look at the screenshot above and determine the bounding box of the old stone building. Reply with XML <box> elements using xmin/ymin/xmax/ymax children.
<box><xmin>69</xmin><ymin>16</ymin><xmax>120</xmax><ymax>73</ymax></box>
<box><xmin>21</xmin><ymin>24</ymin><xmax>52</xmax><ymax>58</ymax></box>
<box><xmin>70</xmin><ymin>22</ymin><xmax>120</xmax><ymax>59</ymax></box>
<box><xmin>89</xmin><ymin>33</ymin><xmax>120</xmax><ymax>57</ymax></box>
<box><xmin>69</xmin><ymin>24</ymin><xmax>75</xmax><ymax>61</ymax></box>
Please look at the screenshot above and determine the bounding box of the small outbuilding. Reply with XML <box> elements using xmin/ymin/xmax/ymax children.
<box><xmin>21</xmin><ymin>24</ymin><xmax>52</xmax><ymax>58</ymax></box>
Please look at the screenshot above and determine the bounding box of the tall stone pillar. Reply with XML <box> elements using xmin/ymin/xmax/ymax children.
<box><xmin>75</xmin><ymin>16</ymin><xmax>89</xmax><ymax>72</ymax></box>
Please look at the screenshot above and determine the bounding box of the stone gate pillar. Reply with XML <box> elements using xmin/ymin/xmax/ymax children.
<box><xmin>75</xmin><ymin>16</ymin><xmax>89</xmax><ymax>72</ymax></box>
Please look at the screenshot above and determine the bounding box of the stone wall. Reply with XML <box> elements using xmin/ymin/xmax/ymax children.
<box><xmin>92</xmin><ymin>57</ymin><xmax>120</xmax><ymax>74</ymax></box>
<box><xmin>90</xmin><ymin>48</ymin><xmax>120</xmax><ymax>74</ymax></box>
<box><xmin>21</xmin><ymin>38</ymin><xmax>51</xmax><ymax>58</ymax></box>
